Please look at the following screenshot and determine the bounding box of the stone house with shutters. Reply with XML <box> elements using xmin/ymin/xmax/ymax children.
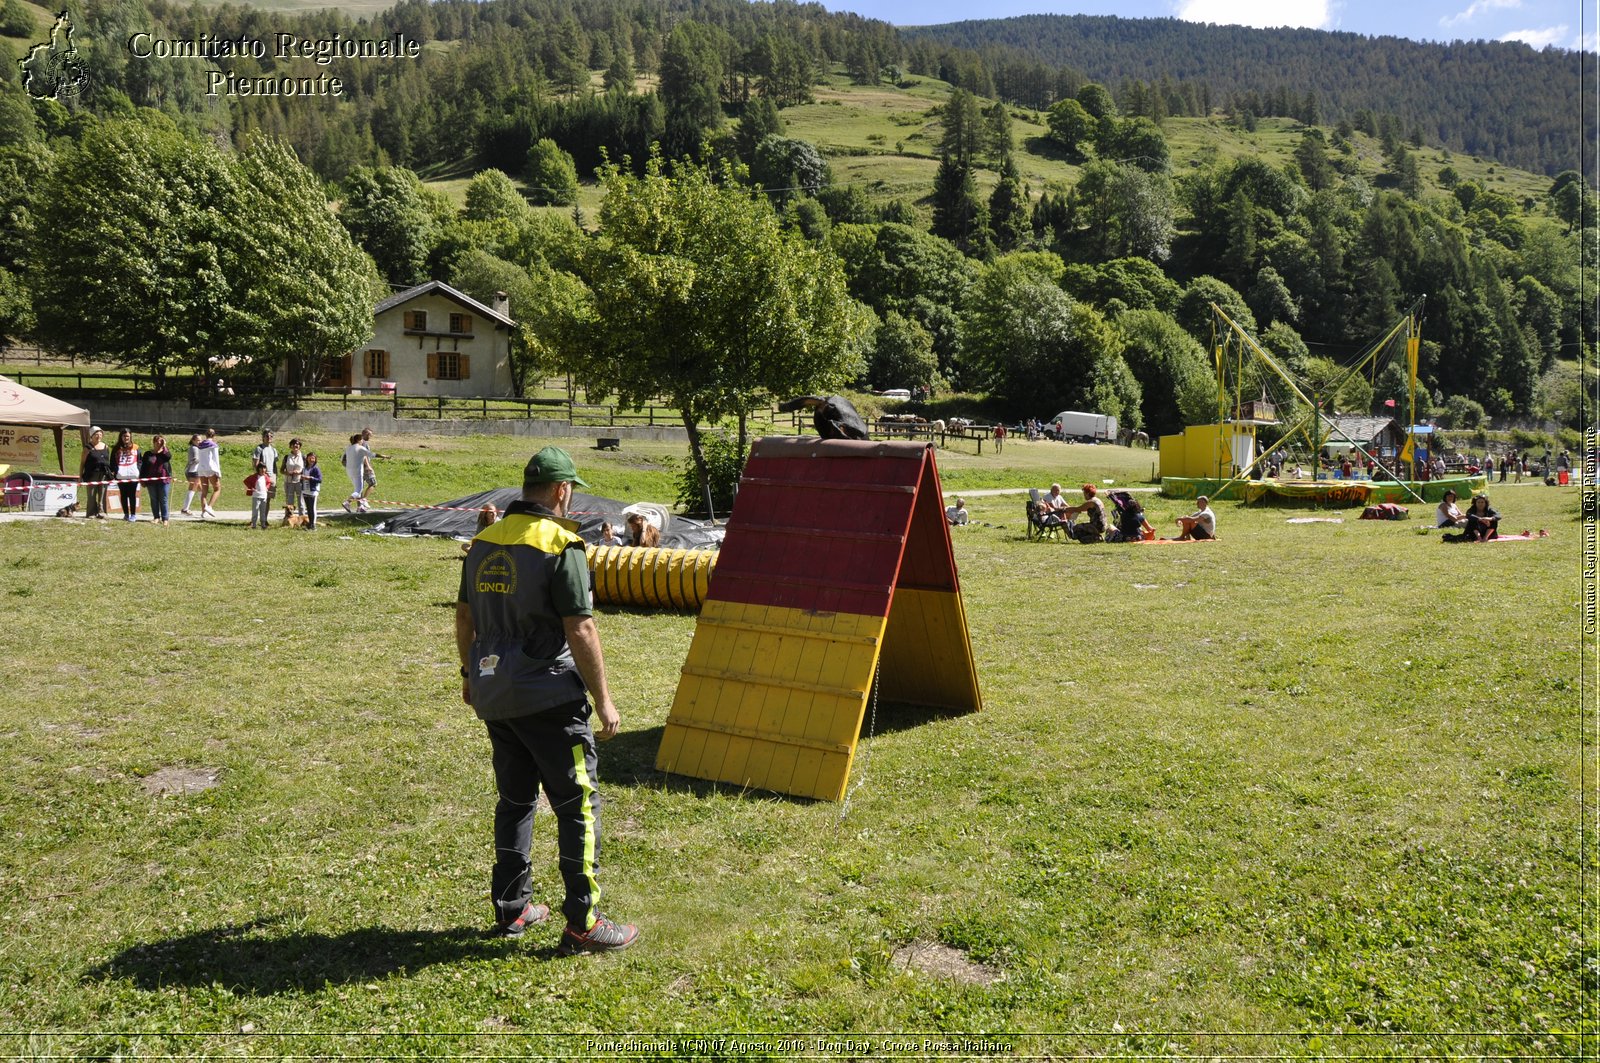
<box><xmin>322</xmin><ymin>281</ymin><xmax>517</xmax><ymax>397</ymax></box>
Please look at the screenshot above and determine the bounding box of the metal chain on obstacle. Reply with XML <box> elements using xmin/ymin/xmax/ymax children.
<box><xmin>838</xmin><ymin>664</ymin><xmax>880</xmax><ymax>821</ymax></box>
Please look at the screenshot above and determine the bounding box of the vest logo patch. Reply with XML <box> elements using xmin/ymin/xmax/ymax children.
<box><xmin>477</xmin><ymin>654</ymin><xmax>501</xmax><ymax>677</ymax></box>
<box><xmin>474</xmin><ymin>549</ymin><xmax>517</xmax><ymax>595</ymax></box>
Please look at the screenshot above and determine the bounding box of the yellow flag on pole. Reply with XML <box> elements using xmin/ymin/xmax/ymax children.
<box><xmin>1400</xmin><ymin>435</ymin><xmax>1414</xmax><ymax>463</ymax></box>
<box><xmin>1406</xmin><ymin>336</ymin><xmax>1420</xmax><ymax>388</ymax></box>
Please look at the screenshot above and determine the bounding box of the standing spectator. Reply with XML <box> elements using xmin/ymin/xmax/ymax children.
<box><xmin>252</xmin><ymin>430</ymin><xmax>279</xmax><ymax>513</ymax></box>
<box><xmin>456</xmin><ymin>446</ymin><xmax>638</xmax><ymax>952</ymax></box>
<box><xmin>359</xmin><ymin>427</ymin><xmax>378</xmax><ymax>504</ymax></box>
<box><xmin>341</xmin><ymin>433</ymin><xmax>372</xmax><ymax>514</ymax></box>
<box><xmin>1482</xmin><ymin>454</ymin><xmax>1493</xmax><ymax>479</ymax></box>
<box><xmin>79</xmin><ymin>427</ymin><xmax>110</xmax><ymax>519</ymax></box>
<box><xmin>140</xmin><ymin>434</ymin><xmax>172</xmax><ymax>526</ymax></box>
<box><xmin>280</xmin><ymin>438</ymin><xmax>306</xmax><ymax>516</ymax></box>
<box><xmin>1500</xmin><ymin>451</ymin><xmax>1510</xmax><ymax>483</ymax></box>
<box><xmin>301</xmin><ymin>452</ymin><xmax>323</xmax><ymax>530</ymax></box>
<box><xmin>180</xmin><ymin>434</ymin><xmax>203</xmax><ymax>515</ymax></box>
<box><xmin>194</xmin><ymin>428</ymin><xmax>223</xmax><ymax>518</ymax></box>
<box><xmin>244</xmin><ymin>462</ymin><xmax>274</xmax><ymax>530</ymax></box>
<box><xmin>111</xmin><ymin>429</ymin><xmax>141</xmax><ymax>522</ymax></box>
<box><xmin>993</xmin><ymin>423</ymin><xmax>1006</xmax><ymax>453</ymax></box>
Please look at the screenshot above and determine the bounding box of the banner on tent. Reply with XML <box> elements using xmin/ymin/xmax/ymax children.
<box><xmin>0</xmin><ymin>426</ymin><xmax>42</xmax><ymax>465</ymax></box>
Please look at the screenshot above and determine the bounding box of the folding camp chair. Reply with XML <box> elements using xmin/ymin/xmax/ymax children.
<box><xmin>1027</xmin><ymin>487</ymin><xmax>1063</xmax><ymax>541</ymax></box>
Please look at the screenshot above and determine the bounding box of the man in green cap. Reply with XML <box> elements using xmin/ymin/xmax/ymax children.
<box><xmin>455</xmin><ymin>446</ymin><xmax>640</xmax><ymax>953</ymax></box>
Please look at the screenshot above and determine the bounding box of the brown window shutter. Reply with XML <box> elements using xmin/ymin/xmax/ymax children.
<box><xmin>426</xmin><ymin>353</ymin><xmax>438</xmax><ymax>379</ymax></box>
<box><xmin>462</xmin><ymin>315</ymin><xmax>472</xmax><ymax>333</ymax></box>
<box><xmin>379</xmin><ymin>350</ymin><xmax>390</xmax><ymax>377</ymax></box>
<box><xmin>341</xmin><ymin>354</ymin><xmax>352</xmax><ymax>385</ymax></box>
<box><xmin>403</xmin><ymin>311</ymin><xmax>416</xmax><ymax>330</ymax></box>
<box><xmin>460</xmin><ymin>354</ymin><xmax>471</xmax><ymax>378</ymax></box>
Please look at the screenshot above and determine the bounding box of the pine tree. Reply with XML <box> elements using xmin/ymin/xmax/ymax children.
<box><xmin>931</xmin><ymin>154</ymin><xmax>991</xmax><ymax>258</ymax></box>
<box><xmin>988</xmin><ymin>160</ymin><xmax>1030</xmax><ymax>252</ymax></box>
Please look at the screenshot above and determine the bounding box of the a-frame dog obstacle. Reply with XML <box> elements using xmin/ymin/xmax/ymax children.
<box><xmin>656</xmin><ymin>437</ymin><xmax>983</xmax><ymax>801</ymax></box>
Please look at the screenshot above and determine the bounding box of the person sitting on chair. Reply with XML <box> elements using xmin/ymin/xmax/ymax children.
<box><xmin>1061</xmin><ymin>484</ymin><xmax>1106</xmax><ymax>543</ymax></box>
<box><xmin>945</xmin><ymin>497</ymin><xmax>969</xmax><ymax>525</ymax></box>
<box><xmin>1036</xmin><ymin>483</ymin><xmax>1069</xmax><ymax>526</ymax></box>
<box><xmin>1175</xmin><ymin>496</ymin><xmax>1217</xmax><ymax>541</ymax></box>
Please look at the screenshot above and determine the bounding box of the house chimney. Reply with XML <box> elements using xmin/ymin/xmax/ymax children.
<box><xmin>493</xmin><ymin>290</ymin><xmax>509</xmax><ymax>317</ymax></box>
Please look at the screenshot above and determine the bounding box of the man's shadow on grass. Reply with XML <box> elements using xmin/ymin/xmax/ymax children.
<box><xmin>88</xmin><ymin>917</ymin><xmax>559</xmax><ymax>994</ymax></box>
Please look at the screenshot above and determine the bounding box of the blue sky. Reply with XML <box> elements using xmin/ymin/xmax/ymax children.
<box><xmin>824</xmin><ymin>0</ymin><xmax>1594</xmax><ymax>50</ymax></box>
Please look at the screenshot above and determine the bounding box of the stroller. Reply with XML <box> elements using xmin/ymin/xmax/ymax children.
<box><xmin>1107</xmin><ymin>490</ymin><xmax>1152</xmax><ymax>542</ymax></box>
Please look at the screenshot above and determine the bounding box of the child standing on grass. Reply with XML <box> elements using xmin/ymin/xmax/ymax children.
<box><xmin>113</xmin><ymin>429</ymin><xmax>141</xmax><ymax>522</ymax></box>
<box><xmin>301</xmin><ymin>452</ymin><xmax>322</xmax><ymax>530</ymax></box>
<box><xmin>244</xmin><ymin>462</ymin><xmax>274</xmax><ymax>530</ymax></box>
<box><xmin>280</xmin><ymin>438</ymin><xmax>306</xmax><ymax>516</ymax></box>
<box><xmin>180</xmin><ymin>433</ymin><xmax>202</xmax><ymax>515</ymax></box>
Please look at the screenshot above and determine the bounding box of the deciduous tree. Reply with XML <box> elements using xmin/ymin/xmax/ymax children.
<box><xmin>546</xmin><ymin>157</ymin><xmax>870</xmax><ymax>500</ymax></box>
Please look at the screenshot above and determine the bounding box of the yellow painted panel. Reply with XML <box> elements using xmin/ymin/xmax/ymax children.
<box><xmin>657</xmin><ymin>601</ymin><xmax>889</xmax><ymax>798</ymax></box>
<box><xmin>879</xmin><ymin>587</ymin><xmax>982</xmax><ymax>713</ymax></box>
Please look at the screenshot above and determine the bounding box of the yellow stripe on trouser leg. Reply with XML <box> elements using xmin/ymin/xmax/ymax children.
<box><xmin>572</xmin><ymin>743</ymin><xmax>599</xmax><ymax>931</ymax></box>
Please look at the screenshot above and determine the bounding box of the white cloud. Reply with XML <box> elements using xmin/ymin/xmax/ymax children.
<box><xmin>1439</xmin><ymin>0</ymin><xmax>1520</xmax><ymax>28</ymax></box>
<box><xmin>1572</xmin><ymin>28</ymin><xmax>1599</xmax><ymax>51</ymax></box>
<box><xmin>1173</xmin><ymin>0</ymin><xmax>1331</xmax><ymax>30</ymax></box>
<box><xmin>1498</xmin><ymin>24</ymin><xmax>1568</xmax><ymax>47</ymax></box>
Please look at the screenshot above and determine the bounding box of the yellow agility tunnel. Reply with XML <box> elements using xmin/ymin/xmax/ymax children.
<box><xmin>587</xmin><ymin>545</ymin><xmax>717</xmax><ymax>610</ymax></box>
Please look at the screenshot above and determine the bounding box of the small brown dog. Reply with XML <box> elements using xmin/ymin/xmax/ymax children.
<box><xmin>281</xmin><ymin>505</ymin><xmax>308</xmax><ymax>529</ymax></box>
<box><xmin>55</xmin><ymin>501</ymin><xmax>79</xmax><ymax>517</ymax></box>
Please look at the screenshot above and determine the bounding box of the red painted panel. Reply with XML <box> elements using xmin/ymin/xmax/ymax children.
<box><xmin>711</xmin><ymin>439</ymin><xmax>927</xmax><ymax>617</ymax></box>
<box><xmin>894</xmin><ymin>450</ymin><xmax>960</xmax><ymax>594</ymax></box>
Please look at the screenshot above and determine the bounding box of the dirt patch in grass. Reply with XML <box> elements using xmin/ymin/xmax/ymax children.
<box><xmin>890</xmin><ymin>941</ymin><xmax>1001</xmax><ymax>985</ymax></box>
<box><xmin>140</xmin><ymin>766</ymin><xmax>221</xmax><ymax>796</ymax></box>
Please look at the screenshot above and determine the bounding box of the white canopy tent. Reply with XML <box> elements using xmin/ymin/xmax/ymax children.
<box><xmin>0</xmin><ymin>376</ymin><xmax>92</xmax><ymax>472</ymax></box>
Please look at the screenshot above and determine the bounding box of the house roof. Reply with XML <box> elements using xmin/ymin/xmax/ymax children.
<box><xmin>1318</xmin><ymin>414</ymin><xmax>1399</xmax><ymax>445</ymax></box>
<box><xmin>374</xmin><ymin>280</ymin><xmax>515</xmax><ymax>328</ymax></box>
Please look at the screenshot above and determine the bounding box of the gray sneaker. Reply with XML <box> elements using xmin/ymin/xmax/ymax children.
<box><xmin>557</xmin><ymin>916</ymin><xmax>639</xmax><ymax>956</ymax></box>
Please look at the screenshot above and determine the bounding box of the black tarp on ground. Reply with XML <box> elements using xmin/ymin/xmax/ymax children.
<box><xmin>368</xmin><ymin>488</ymin><xmax>724</xmax><ymax>550</ymax></box>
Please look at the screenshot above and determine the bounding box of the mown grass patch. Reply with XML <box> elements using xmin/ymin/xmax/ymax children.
<box><xmin>0</xmin><ymin>435</ymin><xmax>1588</xmax><ymax>1057</ymax></box>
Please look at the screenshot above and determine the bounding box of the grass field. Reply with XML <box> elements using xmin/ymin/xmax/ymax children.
<box><xmin>0</xmin><ymin>429</ymin><xmax>1589</xmax><ymax>1058</ymax></box>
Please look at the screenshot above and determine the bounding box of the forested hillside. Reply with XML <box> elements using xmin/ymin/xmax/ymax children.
<box><xmin>905</xmin><ymin>16</ymin><xmax>1588</xmax><ymax>178</ymax></box>
<box><xmin>0</xmin><ymin>0</ymin><xmax>1590</xmax><ymax>441</ymax></box>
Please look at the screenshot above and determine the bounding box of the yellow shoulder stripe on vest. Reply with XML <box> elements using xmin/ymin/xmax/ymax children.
<box><xmin>475</xmin><ymin>513</ymin><xmax>585</xmax><ymax>553</ymax></box>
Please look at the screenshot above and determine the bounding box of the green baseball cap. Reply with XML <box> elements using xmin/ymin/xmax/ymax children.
<box><xmin>523</xmin><ymin>446</ymin><xmax>589</xmax><ymax>488</ymax></box>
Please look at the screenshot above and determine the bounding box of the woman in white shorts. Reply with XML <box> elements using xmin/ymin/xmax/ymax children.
<box><xmin>194</xmin><ymin>428</ymin><xmax>223</xmax><ymax>517</ymax></box>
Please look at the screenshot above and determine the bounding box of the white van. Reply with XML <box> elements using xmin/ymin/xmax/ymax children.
<box><xmin>1046</xmin><ymin>410</ymin><xmax>1118</xmax><ymax>442</ymax></box>
<box><xmin>878</xmin><ymin>388</ymin><xmax>912</xmax><ymax>401</ymax></box>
